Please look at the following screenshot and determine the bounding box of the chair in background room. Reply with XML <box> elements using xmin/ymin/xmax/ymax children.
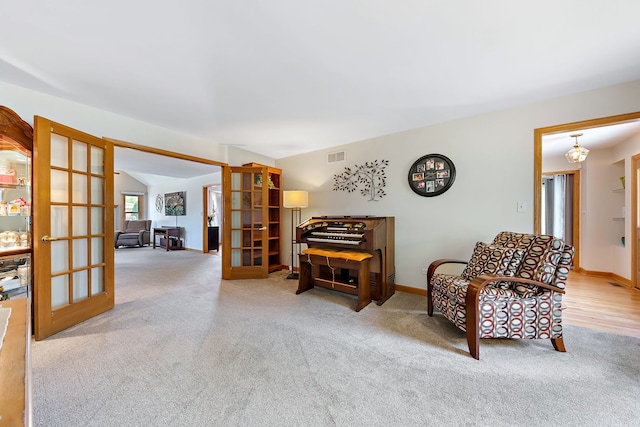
<box><xmin>115</xmin><ymin>220</ymin><xmax>152</xmax><ymax>248</ymax></box>
<box><xmin>427</xmin><ymin>231</ymin><xmax>574</xmax><ymax>359</ymax></box>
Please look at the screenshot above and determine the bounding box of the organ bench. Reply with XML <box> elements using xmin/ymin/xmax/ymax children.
<box><xmin>297</xmin><ymin>247</ymin><xmax>374</xmax><ymax>312</ymax></box>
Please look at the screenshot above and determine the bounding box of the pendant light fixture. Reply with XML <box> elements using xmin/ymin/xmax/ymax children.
<box><xmin>565</xmin><ymin>133</ymin><xmax>589</xmax><ymax>163</ymax></box>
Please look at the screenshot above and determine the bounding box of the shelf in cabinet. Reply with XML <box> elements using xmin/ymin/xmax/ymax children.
<box><xmin>0</xmin><ymin>247</ymin><xmax>31</xmax><ymax>257</ymax></box>
<box><xmin>0</xmin><ymin>183</ymin><xmax>29</xmax><ymax>189</ymax></box>
<box><xmin>0</xmin><ymin>285</ymin><xmax>28</xmax><ymax>298</ymax></box>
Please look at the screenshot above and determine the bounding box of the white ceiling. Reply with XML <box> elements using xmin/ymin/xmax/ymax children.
<box><xmin>542</xmin><ymin>121</ymin><xmax>640</xmax><ymax>158</ymax></box>
<box><xmin>2</xmin><ymin>1</ymin><xmax>640</xmax><ymax>162</ymax></box>
<box><xmin>114</xmin><ymin>146</ymin><xmax>220</xmax><ymax>181</ymax></box>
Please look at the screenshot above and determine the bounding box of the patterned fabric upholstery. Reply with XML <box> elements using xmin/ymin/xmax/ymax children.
<box><xmin>460</xmin><ymin>242</ymin><xmax>521</xmax><ymax>280</ymax></box>
<box><xmin>429</xmin><ymin>231</ymin><xmax>574</xmax><ymax>342</ymax></box>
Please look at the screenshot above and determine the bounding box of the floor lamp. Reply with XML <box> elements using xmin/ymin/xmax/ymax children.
<box><xmin>283</xmin><ymin>190</ymin><xmax>308</xmax><ymax>280</ymax></box>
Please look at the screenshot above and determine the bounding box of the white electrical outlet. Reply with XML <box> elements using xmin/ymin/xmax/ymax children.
<box><xmin>421</xmin><ymin>268</ymin><xmax>429</xmax><ymax>275</ymax></box>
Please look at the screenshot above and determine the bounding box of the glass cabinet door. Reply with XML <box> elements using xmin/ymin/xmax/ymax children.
<box><xmin>0</xmin><ymin>134</ymin><xmax>32</xmax><ymax>300</ymax></box>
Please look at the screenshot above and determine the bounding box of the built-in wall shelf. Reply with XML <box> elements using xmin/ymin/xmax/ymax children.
<box><xmin>612</xmin><ymin>217</ymin><xmax>625</xmax><ymax>221</ymax></box>
<box><xmin>612</xmin><ymin>188</ymin><xmax>625</xmax><ymax>193</ymax></box>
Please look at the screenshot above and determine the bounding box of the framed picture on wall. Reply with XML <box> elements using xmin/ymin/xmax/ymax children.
<box><xmin>408</xmin><ymin>154</ymin><xmax>456</xmax><ymax>197</ymax></box>
<box><xmin>164</xmin><ymin>191</ymin><xmax>186</xmax><ymax>216</ymax></box>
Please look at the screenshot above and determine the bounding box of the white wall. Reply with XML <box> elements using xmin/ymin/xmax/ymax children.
<box><xmin>0</xmin><ymin>81</ymin><xmax>276</xmax><ymax>168</ymax></box>
<box><xmin>276</xmin><ymin>79</ymin><xmax>640</xmax><ymax>290</ymax></box>
<box><xmin>612</xmin><ymin>132</ymin><xmax>640</xmax><ymax>278</ymax></box>
<box><xmin>147</xmin><ymin>171</ymin><xmax>221</xmax><ymax>250</ymax></box>
<box><xmin>5</xmin><ymin>76</ymin><xmax>640</xmax><ymax>287</ymax></box>
<box><xmin>113</xmin><ymin>172</ymin><xmax>148</xmax><ymax>229</ymax></box>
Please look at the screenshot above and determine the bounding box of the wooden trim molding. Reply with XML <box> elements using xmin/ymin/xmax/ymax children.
<box><xmin>576</xmin><ymin>268</ymin><xmax>632</xmax><ymax>288</ymax></box>
<box><xmin>395</xmin><ymin>284</ymin><xmax>427</xmax><ymax>296</ymax></box>
<box><xmin>105</xmin><ymin>137</ymin><xmax>228</xmax><ymax>168</ymax></box>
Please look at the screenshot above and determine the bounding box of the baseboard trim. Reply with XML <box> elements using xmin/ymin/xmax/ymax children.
<box><xmin>395</xmin><ymin>284</ymin><xmax>427</xmax><ymax>296</ymax></box>
<box><xmin>576</xmin><ymin>268</ymin><xmax>632</xmax><ymax>288</ymax></box>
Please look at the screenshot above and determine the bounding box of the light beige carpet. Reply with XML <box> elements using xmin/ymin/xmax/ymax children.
<box><xmin>31</xmin><ymin>247</ymin><xmax>640</xmax><ymax>426</ymax></box>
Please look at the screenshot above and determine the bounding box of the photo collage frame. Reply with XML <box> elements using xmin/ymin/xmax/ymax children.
<box><xmin>408</xmin><ymin>154</ymin><xmax>456</xmax><ymax>197</ymax></box>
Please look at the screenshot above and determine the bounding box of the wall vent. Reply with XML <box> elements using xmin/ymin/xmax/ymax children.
<box><xmin>327</xmin><ymin>151</ymin><xmax>346</xmax><ymax>163</ymax></box>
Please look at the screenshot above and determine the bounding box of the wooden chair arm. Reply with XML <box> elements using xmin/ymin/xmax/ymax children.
<box><xmin>427</xmin><ymin>259</ymin><xmax>467</xmax><ymax>281</ymax></box>
<box><xmin>427</xmin><ymin>259</ymin><xmax>467</xmax><ymax>316</ymax></box>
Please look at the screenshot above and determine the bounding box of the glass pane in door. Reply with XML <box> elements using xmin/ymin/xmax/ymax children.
<box><xmin>229</xmin><ymin>170</ymin><xmax>264</xmax><ymax>267</ymax></box>
<box><xmin>50</xmin><ymin>135</ymin><xmax>106</xmax><ymax>307</ymax></box>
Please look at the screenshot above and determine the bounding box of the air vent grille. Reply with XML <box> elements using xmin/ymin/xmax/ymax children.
<box><xmin>328</xmin><ymin>151</ymin><xmax>346</xmax><ymax>163</ymax></box>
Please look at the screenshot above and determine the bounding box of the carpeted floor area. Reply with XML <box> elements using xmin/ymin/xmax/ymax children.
<box><xmin>31</xmin><ymin>248</ymin><xmax>640</xmax><ymax>426</ymax></box>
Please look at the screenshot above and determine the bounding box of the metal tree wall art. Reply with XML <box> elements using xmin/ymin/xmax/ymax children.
<box><xmin>333</xmin><ymin>159</ymin><xmax>389</xmax><ymax>201</ymax></box>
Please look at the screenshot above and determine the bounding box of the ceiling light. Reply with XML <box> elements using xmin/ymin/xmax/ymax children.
<box><xmin>565</xmin><ymin>133</ymin><xmax>589</xmax><ymax>163</ymax></box>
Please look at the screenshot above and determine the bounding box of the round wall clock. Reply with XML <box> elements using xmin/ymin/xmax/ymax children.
<box><xmin>155</xmin><ymin>194</ymin><xmax>164</xmax><ymax>212</ymax></box>
<box><xmin>408</xmin><ymin>154</ymin><xmax>456</xmax><ymax>197</ymax></box>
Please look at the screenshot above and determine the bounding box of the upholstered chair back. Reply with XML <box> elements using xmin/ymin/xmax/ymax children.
<box><xmin>490</xmin><ymin>231</ymin><xmax>573</xmax><ymax>289</ymax></box>
<box><xmin>123</xmin><ymin>220</ymin><xmax>151</xmax><ymax>233</ymax></box>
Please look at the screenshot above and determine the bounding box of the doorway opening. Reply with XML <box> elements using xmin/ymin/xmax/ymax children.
<box><xmin>534</xmin><ymin>111</ymin><xmax>640</xmax><ymax>289</ymax></box>
<box><xmin>203</xmin><ymin>184</ymin><xmax>221</xmax><ymax>253</ymax></box>
<box><xmin>109</xmin><ymin>138</ymin><xmax>226</xmax><ymax>254</ymax></box>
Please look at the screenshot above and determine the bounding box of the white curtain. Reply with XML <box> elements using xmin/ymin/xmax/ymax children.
<box><xmin>542</xmin><ymin>174</ymin><xmax>573</xmax><ymax>244</ymax></box>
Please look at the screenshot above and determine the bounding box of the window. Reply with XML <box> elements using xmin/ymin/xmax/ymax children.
<box><xmin>124</xmin><ymin>195</ymin><xmax>141</xmax><ymax>220</ymax></box>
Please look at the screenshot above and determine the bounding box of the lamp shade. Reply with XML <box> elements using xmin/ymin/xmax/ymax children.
<box><xmin>565</xmin><ymin>133</ymin><xmax>589</xmax><ymax>163</ymax></box>
<box><xmin>565</xmin><ymin>145</ymin><xmax>589</xmax><ymax>163</ymax></box>
<box><xmin>283</xmin><ymin>190</ymin><xmax>308</xmax><ymax>208</ymax></box>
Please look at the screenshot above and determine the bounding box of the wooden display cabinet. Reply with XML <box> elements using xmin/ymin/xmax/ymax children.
<box><xmin>0</xmin><ymin>106</ymin><xmax>32</xmax><ymax>302</ymax></box>
<box><xmin>243</xmin><ymin>163</ymin><xmax>282</xmax><ymax>273</ymax></box>
<box><xmin>0</xmin><ymin>105</ymin><xmax>33</xmax><ymax>426</ymax></box>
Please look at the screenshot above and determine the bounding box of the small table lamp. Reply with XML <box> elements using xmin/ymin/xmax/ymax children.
<box><xmin>283</xmin><ymin>190</ymin><xmax>308</xmax><ymax>279</ymax></box>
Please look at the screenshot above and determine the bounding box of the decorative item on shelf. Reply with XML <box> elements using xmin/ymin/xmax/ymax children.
<box><xmin>254</xmin><ymin>174</ymin><xmax>276</xmax><ymax>189</ymax></box>
<box><xmin>0</xmin><ymin>231</ymin><xmax>18</xmax><ymax>249</ymax></box>
<box><xmin>622</xmin><ymin>236</ymin><xmax>625</xmax><ymax>247</ymax></box>
<box><xmin>0</xmin><ymin>168</ymin><xmax>16</xmax><ymax>184</ymax></box>
<box><xmin>19</xmin><ymin>232</ymin><xmax>28</xmax><ymax>247</ymax></box>
<box><xmin>333</xmin><ymin>159</ymin><xmax>389</xmax><ymax>201</ymax></box>
<box><xmin>283</xmin><ymin>190</ymin><xmax>309</xmax><ymax>280</ymax></box>
<box><xmin>620</xmin><ymin>176</ymin><xmax>626</xmax><ymax>189</ymax></box>
<box><xmin>565</xmin><ymin>133</ymin><xmax>589</xmax><ymax>163</ymax></box>
<box><xmin>3</xmin><ymin>197</ymin><xmax>29</xmax><ymax>216</ymax></box>
<box><xmin>408</xmin><ymin>154</ymin><xmax>456</xmax><ymax>197</ymax></box>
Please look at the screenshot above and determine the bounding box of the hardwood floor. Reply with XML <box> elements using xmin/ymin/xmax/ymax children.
<box><xmin>563</xmin><ymin>271</ymin><xmax>640</xmax><ymax>338</ymax></box>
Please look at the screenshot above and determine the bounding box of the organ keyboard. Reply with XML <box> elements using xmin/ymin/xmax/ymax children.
<box><xmin>296</xmin><ymin>216</ymin><xmax>395</xmax><ymax>305</ymax></box>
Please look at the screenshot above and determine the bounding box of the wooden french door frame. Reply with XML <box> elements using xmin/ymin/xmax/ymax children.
<box><xmin>221</xmin><ymin>164</ymin><xmax>270</xmax><ymax>279</ymax></box>
<box><xmin>33</xmin><ymin>117</ymin><xmax>115</xmax><ymax>340</ymax></box>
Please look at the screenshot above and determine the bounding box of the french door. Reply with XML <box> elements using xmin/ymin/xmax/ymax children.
<box><xmin>33</xmin><ymin>117</ymin><xmax>114</xmax><ymax>340</ymax></box>
<box><xmin>222</xmin><ymin>165</ymin><xmax>269</xmax><ymax>279</ymax></box>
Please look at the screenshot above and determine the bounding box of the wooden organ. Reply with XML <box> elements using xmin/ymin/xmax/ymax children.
<box><xmin>295</xmin><ymin>216</ymin><xmax>395</xmax><ymax>309</ymax></box>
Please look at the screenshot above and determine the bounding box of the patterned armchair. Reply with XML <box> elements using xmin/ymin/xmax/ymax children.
<box><xmin>427</xmin><ymin>231</ymin><xmax>574</xmax><ymax>359</ymax></box>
